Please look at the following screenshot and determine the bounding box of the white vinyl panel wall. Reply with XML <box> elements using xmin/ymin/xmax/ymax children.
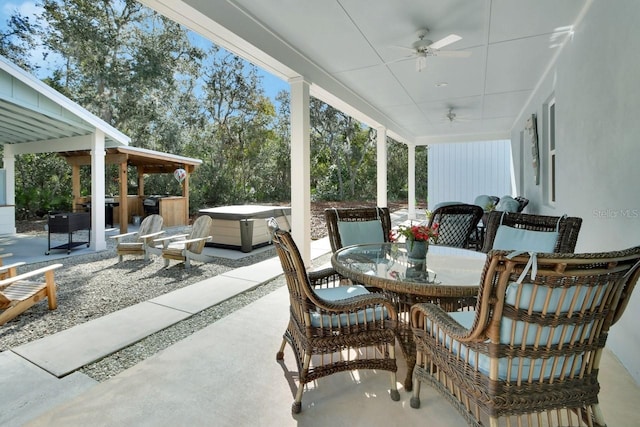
<box><xmin>427</xmin><ymin>140</ymin><xmax>513</xmax><ymax>209</ymax></box>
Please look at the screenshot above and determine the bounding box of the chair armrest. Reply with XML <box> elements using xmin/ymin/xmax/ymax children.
<box><xmin>166</xmin><ymin>236</ymin><xmax>212</xmax><ymax>247</ymax></box>
<box><xmin>0</xmin><ymin>261</ymin><xmax>26</xmax><ymax>272</ymax></box>
<box><xmin>154</xmin><ymin>234</ymin><xmax>189</xmax><ymax>244</ymax></box>
<box><xmin>139</xmin><ymin>230</ymin><xmax>165</xmax><ymax>239</ymax></box>
<box><xmin>410</xmin><ymin>303</ymin><xmax>483</xmax><ymax>343</ymax></box>
<box><xmin>0</xmin><ymin>262</ymin><xmax>27</xmax><ymax>283</ymax></box>
<box><xmin>308</xmin><ymin>267</ymin><xmax>343</xmax><ymax>287</ymax></box>
<box><xmin>110</xmin><ymin>231</ymin><xmax>137</xmax><ymax>240</ymax></box>
<box><xmin>0</xmin><ymin>263</ymin><xmax>63</xmax><ymax>288</ymax></box>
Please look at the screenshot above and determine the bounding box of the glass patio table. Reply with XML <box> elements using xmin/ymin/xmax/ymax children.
<box><xmin>331</xmin><ymin>242</ymin><xmax>487</xmax><ymax>390</ymax></box>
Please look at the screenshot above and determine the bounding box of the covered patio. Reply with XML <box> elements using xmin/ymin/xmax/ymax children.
<box><xmin>139</xmin><ymin>0</ymin><xmax>640</xmax><ymax>387</ymax></box>
<box><xmin>1</xmin><ymin>1</ymin><xmax>639</xmax><ymax>424</ymax></box>
<box><xmin>2</xmin><ymin>227</ymin><xmax>639</xmax><ymax>426</ymax></box>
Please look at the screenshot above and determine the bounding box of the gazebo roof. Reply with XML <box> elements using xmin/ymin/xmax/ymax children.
<box><xmin>58</xmin><ymin>145</ymin><xmax>202</xmax><ymax>174</ymax></box>
<box><xmin>0</xmin><ymin>55</ymin><xmax>129</xmax><ymax>148</ymax></box>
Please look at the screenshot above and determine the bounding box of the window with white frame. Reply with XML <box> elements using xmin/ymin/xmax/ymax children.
<box><xmin>547</xmin><ymin>98</ymin><xmax>556</xmax><ymax>204</ymax></box>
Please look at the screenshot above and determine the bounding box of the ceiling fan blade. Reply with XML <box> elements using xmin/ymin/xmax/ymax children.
<box><xmin>390</xmin><ymin>44</ymin><xmax>416</xmax><ymax>52</ymax></box>
<box><xmin>429</xmin><ymin>34</ymin><xmax>462</xmax><ymax>50</ymax></box>
<box><xmin>432</xmin><ymin>50</ymin><xmax>472</xmax><ymax>58</ymax></box>
<box><xmin>382</xmin><ymin>54</ymin><xmax>414</xmax><ymax>66</ymax></box>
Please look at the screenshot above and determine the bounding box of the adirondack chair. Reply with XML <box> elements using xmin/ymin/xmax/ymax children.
<box><xmin>157</xmin><ymin>215</ymin><xmax>213</xmax><ymax>269</ymax></box>
<box><xmin>111</xmin><ymin>214</ymin><xmax>165</xmax><ymax>262</ymax></box>
<box><xmin>0</xmin><ymin>263</ymin><xmax>63</xmax><ymax>326</ymax></box>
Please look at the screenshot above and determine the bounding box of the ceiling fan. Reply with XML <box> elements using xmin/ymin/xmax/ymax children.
<box><xmin>442</xmin><ymin>107</ymin><xmax>474</xmax><ymax>124</ymax></box>
<box><xmin>390</xmin><ymin>28</ymin><xmax>471</xmax><ymax>72</ymax></box>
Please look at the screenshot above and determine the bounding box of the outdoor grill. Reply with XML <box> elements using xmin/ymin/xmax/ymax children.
<box><xmin>143</xmin><ymin>196</ymin><xmax>163</xmax><ymax>216</ymax></box>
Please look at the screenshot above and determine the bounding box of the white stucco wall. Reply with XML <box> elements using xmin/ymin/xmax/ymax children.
<box><xmin>510</xmin><ymin>0</ymin><xmax>640</xmax><ymax>383</ymax></box>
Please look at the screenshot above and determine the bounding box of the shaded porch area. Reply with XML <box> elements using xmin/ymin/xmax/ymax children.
<box><xmin>0</xmin><ymin>208</ymin><xmax>638</xmax><ymax>426</ymax></box>
<box><xmin>2</xmin><ymin>232</ymin><xmax>638</xmax><ymax>426</ymax></box>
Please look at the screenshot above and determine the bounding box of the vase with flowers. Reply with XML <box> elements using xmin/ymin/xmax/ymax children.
<box><xmin>390</xmin><ymin>222</ymin><xmax>439</xmax><ymax>259</ymax></box>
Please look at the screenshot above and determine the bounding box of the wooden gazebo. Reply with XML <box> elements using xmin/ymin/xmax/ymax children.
<box><xmin>60</xmin><ymin>146</ymin><xmax>202</xmax><ymax>233</ymax></box>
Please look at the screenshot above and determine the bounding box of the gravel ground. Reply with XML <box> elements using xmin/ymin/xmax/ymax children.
<box><xmin>2</xmin><ymin>201</ymin><xmax>407</xmax><ymax>381</ymax></box>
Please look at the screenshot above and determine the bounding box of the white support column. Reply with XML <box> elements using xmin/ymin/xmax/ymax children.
<box><xmin>408</xmin><ymin>143</ymin><xmax>416</xmax><ymax>219</ymax></box>
<box><xmin>90</xmin><ymin>130</ymin><xmax>106</xmax><ymax>251</ymax></box>
<box><xmin>289</xmin><ymin>77</ymin><xmax>311</xmax><ymax>266</ymax></box>
<box><xmin>3</xmin><ymin>145</ymin><xmax>16</xmax><ymax>206</ymax></box>
<box><xmin>2</xmin><ymin>145</ymin><xmax>17</xmax><ymax>234</ymax></box>
<box><xmin>376</xmin><ymin>126</ymin><xmax>387</xmax><ymax>207</ymax></box>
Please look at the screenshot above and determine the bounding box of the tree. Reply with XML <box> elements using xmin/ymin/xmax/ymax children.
<box><xmin>39</xmin><ymin>0</ymin><xmax>204</xmax><ymax>141</ymax></box>
<box><xmin>191</xmin><ymin>46</ymin><xmax>278</xmax><ymax>205</ymax></box>
<box><xmin>310</xmin><ymin>99</ymin><xmax>376</xmax><ymax>200</ymax></box>
<box><xmin>0</xmin><ymin>12</ymin><xmax>38</xmax><ymax>72</ymax></box>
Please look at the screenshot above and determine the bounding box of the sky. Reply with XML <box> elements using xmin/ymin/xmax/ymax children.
<box><xmin>0</xmin><ymin>0</ymin><xmax>289</xmax><ymax>102</ymax></box>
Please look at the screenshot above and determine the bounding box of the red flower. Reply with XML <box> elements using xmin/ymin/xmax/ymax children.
<box><xmin>391</xmin><ymin>223</ymin><xmax>439</xmax><ymax>243</ymax></box>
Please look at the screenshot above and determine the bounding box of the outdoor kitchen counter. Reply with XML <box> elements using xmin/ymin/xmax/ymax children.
<box><xmin>156</xmin><ymin>196</ymin><xmax>188</xmax><ymax>227</ymax></box>
<box><xmin>199</xmin><ymin>205</ymin><xmax>291</xmax><ymax>252</ymax></box>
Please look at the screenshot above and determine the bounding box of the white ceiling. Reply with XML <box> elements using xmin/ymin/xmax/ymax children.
<box><xmin>144</xmin><ymin>0</ymin><xmax>589</xmax><ymax>144</ymax></box>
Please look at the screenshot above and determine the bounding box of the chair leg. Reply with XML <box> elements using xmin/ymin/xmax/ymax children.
<box><xmin>276</xmin><ymin>338</ymin><xmax>287</xmax><ymax>361</ymax></box>
<box><xmin>410</xmin><ymin>379</ymin><xmax>421</xmax><ymax>408</ymax></box>
<box><xmin>410</xmin><ymin>349</ymin><xmax>421</xmax><ymax>408</ymax></box>
<box><xmin>118</xmin><ymin>254</ymin><xmax>123</xmax><ymax>263</ymax></box>
<box><xmin>592</xmin><ymin>403</ymin><xmax>606</xmax><ymax>426</ymax></box>
<box><xmin>0</xmin><ymin>300</ymin><xmax>33</xmax><ymax>326</ymax></box>
<box><xmin>44</xmin><ymin>270</ymin><xmax>57</xmax><ymax>310</ymax></box>
<box><xmin>292</xmin><ymin>354</ymin><xmax>311</xmax><ymax>414</ymax></box>
<box><xmin>388</xmin><ymin>342</ymin><xmax>400</xmax><ymax>401</ymax></box>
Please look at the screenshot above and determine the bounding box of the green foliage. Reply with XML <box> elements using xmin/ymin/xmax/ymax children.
<box><xmin>14</xmin><ymin>154</ymin><xmax>73</xmax><ymax>218</ymax></box>
<box><xmin>0</xmin><ymin>12</ymin><xmax>39</xmax><ymax>72</ymax></box>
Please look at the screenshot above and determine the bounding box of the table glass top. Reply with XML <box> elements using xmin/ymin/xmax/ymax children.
<box><xmin>333</xmin><ymin>243</ymin><xmax>486</xmax><ymax>287</ymax></box>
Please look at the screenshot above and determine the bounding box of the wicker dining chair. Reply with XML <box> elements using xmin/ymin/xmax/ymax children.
<box><xmin>427</xmin><ymin>203</ymin><xmax>484</xmax><ymax>248</ymax></box>
<box><xmin>324</xmin><ymin>207</ymin><xmax>392</xmax><ymax>252</ymax></box>
<box><xmin>514</xmin><ymin>196</ymin><xmax>529</xmax><ymax>212</ymax></box>
<box><xmin>270</xmin><ymin>225</ymin><xmax>400</xmax><ymax>414</ymax></box>
<box><xmin>481</xmin><ymin>211</ymin><xmax>582</xmax><ymax>253</ymax></box>
<box><xmin>410</xmin><ymin>246</ymin><xmax>640</xmax><ymax>427</ymax></box>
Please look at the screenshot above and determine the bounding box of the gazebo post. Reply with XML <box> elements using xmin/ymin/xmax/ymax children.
<box><xmin>118</xmin><ymin>160</ymin><xmax>128</xmax><ymax>233</ymax></box>
<box><xmin>182</xmin><ymin>166</ymin><xmax>190</xmax><ymax>225</ymax></box>
<box><xmin>71</xmin><ymin>164</ymin><xmax>81</xmax><ymax>212</ymax></box>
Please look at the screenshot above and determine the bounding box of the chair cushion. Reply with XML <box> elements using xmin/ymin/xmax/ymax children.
<box><xmin>500</xmin><ymin>281</ymin><xmax>606</xmax><ymax>346</ymax></box>
<box><xmin>311</xmin><ymin>285</ymin><xmax>387</xmax><ymax>327</ymax></box>
<box><xmin>492</xmin><ymin>225</ymin><xmax>558</xmax><ymax>252</ymax></box>
<box><xmin>432</xmin><ymin>311</ymin><xmax>580</xmax><ymax>381</ymax></box>
<box><xmin>315</xmin><ymin>285</ymin><xmax>370</xmax><ymax>300</ymax></box>
<box><xmin>473</xmin><ymin>195</ymin><xmax>495</xmax><ymax>211</ymax></box>
<box><xmin>337</xmin><ymin>220</ymin><xmax>385</xmax><ymax>247</ymax></box>
<box><xmin>495</xmin><ymin>196</ymin><xmax>520</xmax><ymax>212</ymax></box>
<box><xmin>441</xmin><ymin>278</ymin><xmax>608</xmax><ymax>379</ymax></box>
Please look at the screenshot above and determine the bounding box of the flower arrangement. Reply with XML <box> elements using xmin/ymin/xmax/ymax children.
<box><xmin>390</xmin><ymin>222</ymin><xmax>439</xmax><ymax>244</ymax></box>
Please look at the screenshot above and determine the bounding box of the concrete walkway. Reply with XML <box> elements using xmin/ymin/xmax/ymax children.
<box><xmin>1</xmin><ymin>209</ymin><xmax>639</xmax><ymax>426</ymax></box>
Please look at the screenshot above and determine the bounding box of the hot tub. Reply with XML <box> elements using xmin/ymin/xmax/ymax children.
<box><xmin>198</xmin><ymin>205</ymin><xmax>291</xmax><ymax>252</ymax></box>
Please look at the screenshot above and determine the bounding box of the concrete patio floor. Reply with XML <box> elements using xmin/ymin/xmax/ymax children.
<box><xmin>1</xmin><ymin>210</ymin><xmax>639</xmax><ymax>426</ymax></box>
